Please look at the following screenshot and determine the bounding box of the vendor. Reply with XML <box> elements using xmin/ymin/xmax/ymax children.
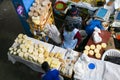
<box><xmin>41</xmin><ymin>61</ymin><xmax>64</xmax><ymax>80</ymax></box>
<box><xmin>61</xmin><ymin>22</ymin><xmax>82</xmax><ymax>50</ymax></box>
<box><xmin>65</xmin><ymin>5</ymin><xmax>83</xmax><ymax>29</ymax></box>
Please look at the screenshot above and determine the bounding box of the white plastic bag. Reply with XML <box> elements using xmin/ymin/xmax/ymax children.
<box><xmin>45</xmin><ymin>24</ymin><xmax>62</xmax><ymax>44</ymax></box>
<box><xmin>92</xmin><ymin>31</ymin><xmax>102</xmax><ymax>44</ymax></box>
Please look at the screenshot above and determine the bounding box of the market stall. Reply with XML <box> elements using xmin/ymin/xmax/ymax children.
<box><xmin>27</xmin><ymin>0</ymin><xmax>56</xmax><ymax>42</ymax></box>
<box><xmin>8</xmin><ymin>33</ymin><xmax>81</xmax><ymax>78</ymax></box>
<box><xmin>9</xmin><ymin>0</ymin><xmax>120</xmax><ymax>79</ymax></box>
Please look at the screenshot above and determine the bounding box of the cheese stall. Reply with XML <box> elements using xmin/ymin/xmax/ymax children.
<box><xmin>9</xmin><ymin>0</ymin><xmax>120</xmax><ymax>79</ymax></box>
<box><xmin>8</xmin><ymin>33</ymin><xmax>81</xmax><ymax>78</ymax></box>
<box><xmin>27</xmin><ymin>0</ymin><xmax>55</xmax><ymax>41</ymax></box>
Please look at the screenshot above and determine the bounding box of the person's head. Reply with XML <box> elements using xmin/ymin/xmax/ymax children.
<box><xmin>41</xmin><ymin>61</ymin><xmax>50</xmax><ymax>72</ymax></box>
<box><xmin>64</xmin><ymin>22</ymin><xmax>75</xmax><ymax>32</ymax></box>
<box><xmin>106</xmin><ymin>0</ymin><xmax>114</xmax><ymax>6</ymax></box>
<box><xmin>69</xmin><ymin>5</ymin><xmax>79</xmax><ymax>17</ymax></box>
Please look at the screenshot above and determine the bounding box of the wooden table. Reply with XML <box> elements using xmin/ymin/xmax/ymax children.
<box><xmin>86</xmin><ymin>30</ymin><xmax>115</xmax><ymax>59</ymax></box>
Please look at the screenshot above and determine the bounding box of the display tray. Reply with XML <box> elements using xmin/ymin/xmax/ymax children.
<box><xmin>65</xmin><ymin>50</ymin><xmax>80</xmax><ymax>62</ymax></box>
<box><xmin>28</xmin><ymin>37</ymin><xmax>54</xmax><ymax>52</ymax></box>
<box><xmin>50</xmin><ymin>46</ymin><xmax>67</xmax><ymax>59</ymax></box>
<box><xmin>86</xmin><ymin>30</ymin><xmax>111</xmax><ymax>59</ymax></box>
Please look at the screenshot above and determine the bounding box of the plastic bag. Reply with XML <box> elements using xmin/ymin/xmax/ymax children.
<box><xmin>45</xmin><ymin>24</ymin><xmax>62</xmax><ymax>44</ymax></box>
<box><xmin>92</xmin><ymin>30</ymin><xmax>102</xmax><ymax>43</ymax></box>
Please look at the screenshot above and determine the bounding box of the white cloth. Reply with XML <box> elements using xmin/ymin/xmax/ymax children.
<box><xmin>8</xmin><ymin>53</ymin><xmax>45</xmax><ymax>73</ymax></box>
<box><xmin>104</xmin><ymin>3</ymin><xmax>114</xmax><ymax>14</ymax></box>
<box><xmin>46</xmin><ymin>24</ymin><xmax>61</xmax><ymax>44</ymax></box>
<box><xmin>56</xmin><ymin>0</ymin><xmax>68</xmax><ymax>3</ymax></box>
<box><xmin>61</xmin><ymin>28</ymin><xmax>78</xmax><ymax>49</ymax></box>
<box><xmin>74</xmin><ymin>54</ymin><xmax>120</xmax><ymax>80</ymax></box>
<box><xmin>76</xmin><ymin>2</ymin><xmax>98</xmax><ymax>11</ymax></box>
<box><xmin>114</xmin><ymin>0</ymin><xmax>120</xmax><ymax>9</ymax></box>
<box><xmin>105</xmin><ymin>0</ymin><xmax>120</xmax><ymax>9</ymax></box>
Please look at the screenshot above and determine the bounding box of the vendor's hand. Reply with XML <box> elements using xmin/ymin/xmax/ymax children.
<box><xmin>76</xmin><ymin>45</ymin><xmax>78</xmax><ymax>48</ymax></box>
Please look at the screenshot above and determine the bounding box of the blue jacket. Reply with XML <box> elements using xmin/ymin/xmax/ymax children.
<box><xmin>42</xmin><ymin>69</ymin><xmax>60</xmax><ymax>80</ymax></box>
<box><xmin>85</xmin><ymin>20</ymin><xmax>104</xmax><ymax>36</ymax></box>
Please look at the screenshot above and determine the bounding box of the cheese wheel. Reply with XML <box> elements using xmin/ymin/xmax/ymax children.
<box><xmin>83</xmin><ymin>50</ymin><xmax>89</xmax><ymax>55</ymax></box>
<box><xmin>23</xmin><ymin>35</ymin><xmax>27</xmax><ymax>39</ymax></box>
<box><xmin>101</xmin><ymin>43</ymin><xmax>107</xmax><ymax>48</ymax></box>
<box><xmin>85</xmin><ymin>45</ymin><xmax>90</xmax><ymax>50</ymax></box>
<box><xmin>89</xmin><ymin>50</ymin><xmax>94</xmax><ymax>56</ymax></box>
<box><xmin>18</xmin><ymin>34</ymin><xmax>23</xmax><ymax>39</ymax></box>
<box><xmin>90</xmin><ymin>44</ymin><xmax>95</xmax><ymax>50</ymax></box>
<box><xmin>28</xmin><ymin>12</ymin><xmax>33</xmax><ymax>17</ymax></box>
<box><xmin>96</xmin><ymin>44</ymin><xmax>102</xmax><ymax>50</ymax></box>
<box><xmin>94</xmin><ymin>49</ymin><xmax>99</xmax><ymax>54</ymax></box>
<box><xmin>49</xmin><ymin>52</ymin><xmax>55</xmax><ymax>57</ymax></box>
<box><xmin>24</xmin><ymin>53</ymin><xmax>29</xmax><ymax>60</ymax></box>
<box><xmin>95</xmin><ymin>53</ymin><xmax>101</xmax><ymax>59</ymax></box>
<box><xmin>18</xmin><ymin>52</ymin><xmax>24</xmax><ymax>58</ymax></box>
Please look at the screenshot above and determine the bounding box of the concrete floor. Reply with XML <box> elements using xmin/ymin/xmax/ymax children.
<box><xmin>0</xmin><ymin>0</ymin><xmax>45</xmax><ymax>80</ymax></box>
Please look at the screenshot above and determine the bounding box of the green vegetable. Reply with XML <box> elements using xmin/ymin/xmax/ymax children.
<box><xmin>56</xmin><ymin>3</ymin><xmax>64</xmax><ymax>9</ymax></box>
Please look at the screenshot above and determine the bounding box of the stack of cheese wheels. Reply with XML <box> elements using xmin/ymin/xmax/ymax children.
<box><xmin>90</xmin><ymin>44</ymin><xmax>95</xmax><ymax>50</ymax></box>
<box><xmin>83</xmin><ymin>43</ymin><xmax>107</xmax><ymax>59</ymax></box>
<box><xmin>89</xmin><ymin>44</ymin><xmax>95</xmax><ymax>56</ymax></box>
<box><xmin>83</xmin><ymin>45</ymin><xmax>90</xmax><ymax>55</ymax></box>
<box><xmin>83</xmin><ymin>50</ymin><xmax>89</xmax><ymax>55</ymax></box>
<box><xmin>89</xmin><ymin>50</ymin><xmax>94</xmax><ymax>56</ymax></box>
<box><xmin>95</xmin><ymin>44</ymin><xmax>101</xmax><ymax>59</ymax></box>
<box><xmin>95</xmin><ymin>53</ymin><xmax>101</xmax><ymax>59</ymax></box>
<box><xmin>101</xmin><ymin>43</ymin><xmax>107</xmax><ymax>49</ymax></box>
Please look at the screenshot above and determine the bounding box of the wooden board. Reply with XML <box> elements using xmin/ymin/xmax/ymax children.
<box><xmin>86</xmin><ymin>30</ymin><xmax>111</xmax><ymax>59</ymax></box>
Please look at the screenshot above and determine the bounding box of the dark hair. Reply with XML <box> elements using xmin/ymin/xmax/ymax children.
<box><xmin>64</xmin><ymin>22</ymin><xmax>75</xmax><ymax>32</ymax></box>
<box><xmin>69</xmin><ymin>5</ymin><xmax>79</xmax><ymax>16</ymax></box>
<box><xmin>41</xmin><ymin>61</ymin><xmax>50</xmax><ymax>72</ymax></box>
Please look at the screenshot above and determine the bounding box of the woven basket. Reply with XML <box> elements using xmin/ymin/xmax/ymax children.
<box><xmin>102</xmin><ymin>49</ymin><xmax>120</xmax><ymax>61</ymax></box>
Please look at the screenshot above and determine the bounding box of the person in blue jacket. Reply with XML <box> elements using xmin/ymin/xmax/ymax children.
<box><xmin>41</xmin><ymin>61</ymin><xmax>64</xmax><ymax>80</ymax></box>
<box><xmin>85</xmin><ymin>19</ymin><xmax>105</xmax><ymax>36</ymax></box>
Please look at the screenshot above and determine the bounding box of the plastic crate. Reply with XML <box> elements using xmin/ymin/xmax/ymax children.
<box><xmin>102</xmin><ymin>49</ymin><xmax>120</xmax><ymax>61</ymax></box>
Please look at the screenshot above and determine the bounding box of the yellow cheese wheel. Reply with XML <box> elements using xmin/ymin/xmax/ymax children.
<box><xmin>85</xmin><ymin>45</ymin><xmax>90</xmax><ymax>50</ymax></box>
<box><xmin>101</xmin><ymin>43</ymin><xmax>107</xmax><ymax>49</ymax></box>
<box><xmin>96</xmin><ymin>44</ymin><xmax>102</xmax><ymax>50</ymax></box>
<box><xmin>18</xmin><ymin>34</ymin><xmax>23</xmax><ymax>39</ymax></box>
<box><xmin>95</xmin><ymin>53</ymin><xmax>101</xmax><ymax>59</ymax></box>
<box><xmin>89</xmin><ymin>50</ymin><xmax>94</xmax><ymax>56</ymax></box>
<box><xmin>94</xmin><ymin>49</ymin><xmax>100</xmax><ymax>54</ymax></box>
<box><xmin>83</xmin><ymin>50</ymin><xmax>89</xmax><ymax>55</ymax></box>
<box><xmin>90</xmin><ymin>44</ymin><xmax>95</xmax><ymax>50</ymax></box>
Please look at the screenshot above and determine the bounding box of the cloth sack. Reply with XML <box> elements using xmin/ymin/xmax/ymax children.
<box><xmin>74</xmin><ymin>54</ymin><xmax>120</xmax><ymax>80</ymax></box>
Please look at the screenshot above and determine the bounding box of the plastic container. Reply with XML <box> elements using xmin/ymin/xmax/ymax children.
<box><xmin>102</xmin><ymin>49</ymin><xmax>120</xmax><ymax>61</ymax></box>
